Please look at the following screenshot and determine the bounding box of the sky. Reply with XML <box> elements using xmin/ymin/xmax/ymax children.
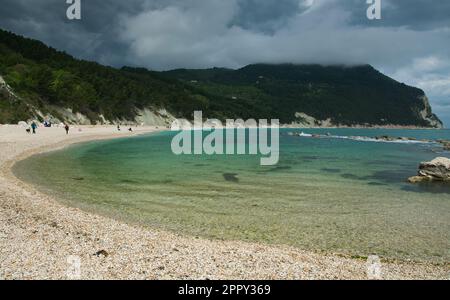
<box><xmin>0</xmin><ymin>0</ymin><xmax>449</xmax><ymax>126</ymax></box>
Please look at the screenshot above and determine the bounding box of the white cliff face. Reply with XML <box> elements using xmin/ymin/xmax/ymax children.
<box><xmin>418</xmin><ymin>95</ymin><xmax>443</xmax><ymax>129</ymax></box>
<box><xmin>2</xmin><ymin>74</ymin><xmax>176</xmax><ymax>125</ymax></box>
<box><xmin>46</xmin><ymin>107</ymin><xmax>175</xmax><ymax>126</ymax></box>
<box><xmin>134</xmin><ymin>108</ymin><xmax>175</xmax><ymax>126</ymax></box>
<box><xmin>0</xmin><ymin>75</ymin><xmax>19</xmax><ymax>101</ymax></box>
<box><xmin>293</xmin><ymin>112</ymin><xmax>318</xmax><ymax>127</ymax></box>
<box><xmin>289</xmin><ymin>112</ymin><xmax>333</xmax><ymax>127</ymax></box>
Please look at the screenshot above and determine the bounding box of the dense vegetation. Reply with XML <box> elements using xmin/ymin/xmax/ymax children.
<box><xmin>162</xmin><ymin>64</ymin><xmax>441</xmax><ymax>126</ymax></box>
<box><xmin>0</xmin><ymin>28</ymin><xmax>442</xmax><ymax>127</ymax></box>
<box><xmin>0</xmin><ymin>29</ymin><xmax>211</xmax><ymax>123</ymax></box>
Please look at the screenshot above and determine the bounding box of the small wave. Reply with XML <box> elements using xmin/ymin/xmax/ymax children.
<box><xmin>299</xmin><ymin>132</ymin><xmax>312</xmax><ymax>137</ymax></box>
<box><xmin>330</xmin><ymin>135</ymin><xmax>429</xmax><ymax>144</ymax></box>
<box><xmin>289</xmin><ymin>132</ymin><xmax>433</xmax><ymax>144</ymax></box>
<box><xmin>287</xmin><ymin>131</ymin><xmax>312</xmax><ymax>137</ymax></box>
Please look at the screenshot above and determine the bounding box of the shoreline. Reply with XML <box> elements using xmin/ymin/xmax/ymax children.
<box><xmin>0</xmin><ymin>125</ymin><xmax>448</xmax><ymax>279</ymax></box>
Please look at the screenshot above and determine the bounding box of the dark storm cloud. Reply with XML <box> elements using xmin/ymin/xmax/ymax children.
<box><xmin>0</xmin><ymin>0</ymin><xmax>146</xmax><ymax>65</ymax></box>
<box><xmin>0</xmin><ymin>0</ymin><xmax>448</xmax><ymax>68</ymax></box>
<box><xmin>231</xmin><ymin>0</ymin><xmax>307</xmax><ymax>33</ymax></box>
<box><xmin>0</xmin><ymin>0</ymin><xmax>449</xmax><ymax>125</ymax></box>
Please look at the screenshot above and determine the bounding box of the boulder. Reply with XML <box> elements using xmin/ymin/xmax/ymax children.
<box><xmin>375</xmin><ymin>135</ymin><xmax>396</xmax><ymax>142</ymax></box>
<box><xmin>410</xmin><ymin>157</ymin><xmax>450</xmax><ymax>182</ymax></box>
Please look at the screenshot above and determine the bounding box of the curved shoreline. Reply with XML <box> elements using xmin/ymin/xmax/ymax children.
<box><xmin>0</xmin><ymin>125</ymin><xmax>448</xmax><ymax>279</ymax></box>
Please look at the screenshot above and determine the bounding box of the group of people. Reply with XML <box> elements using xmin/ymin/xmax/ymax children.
<box><xmin>26</xmin><ymin>122</ymin><xmax>136</xmax><ymax>135</ymax></box>
<box><xmin>117</xmin><ymin>124</ymin><xmax>133</xmax><ymax>132</ymax></box>
<box><xmin>26</xmin><ymin>122</ymin><xmax>70</xmax><ymax>134</ymax></box>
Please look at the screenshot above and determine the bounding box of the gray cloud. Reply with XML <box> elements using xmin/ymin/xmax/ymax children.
<box><xmin>0</xmin><ymin>0</ymin><xmax>449</xmax><ymax>125</ymax></box>
<box><xmin>231</xmin><ymin>0</ymin><xmax>307</xmax><ymax>33</ymax></box>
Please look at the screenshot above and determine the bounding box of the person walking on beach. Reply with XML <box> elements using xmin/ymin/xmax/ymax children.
<box><xmin>64</xmin><ymin>124</ymin><xmax>69</xmax><ymax>135</ymax></box>
<box><xmin>31</xmin><ymin>121</ymin><xmax>37</xmax><ymax>134</ymax></box>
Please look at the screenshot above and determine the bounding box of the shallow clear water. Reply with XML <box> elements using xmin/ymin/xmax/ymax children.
<box><xmin>14</xmin><ymin>128</ymin><xmax>450</xmax><ymax>263</ymax></box>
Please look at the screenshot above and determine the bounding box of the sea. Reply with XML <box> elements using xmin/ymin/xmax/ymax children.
<box><xmin>13</xmin><ymin>128</ymin><xmax>450</xmax><ymax>263</ymax></box>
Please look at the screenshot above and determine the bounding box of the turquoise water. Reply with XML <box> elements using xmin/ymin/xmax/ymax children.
<box><xmin>14</xmin><ymin>128</ymin><xmax>450</xmax><ymax>263</ymax></box>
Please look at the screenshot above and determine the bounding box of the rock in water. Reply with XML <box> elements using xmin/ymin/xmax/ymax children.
<box><xmin>436</xmin><ymin>140</ymin><xmax>450</xmax><ymax>150</ymax></box>
<box><xmin>407</xmin><ymin>176</ymin><xmax>429</xmax><ymax>183</ymax></box>
<box><xmin>409</xmin><ymin>157</ymin><xmax>450</xmax><ymax>183</ymax></box>
<box><xmin>441</xmin><ymin>141</ymin><xmax>450</xmax><ymax>151</ymax></box>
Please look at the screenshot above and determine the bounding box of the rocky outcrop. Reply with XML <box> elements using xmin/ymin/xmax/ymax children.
<box><xmin>417</xmin><ymin>95</ymin><xmax>443</xmax><ymax>129</ymax></box>
<box><xmin>375</xmin><ymin>136</ymin><xmax>425</xmax><ymax>142</ymax></box>
<box><xmin>37</xmin><ymin>107</ymin><xmax>176</xmax><ymax>126</ymax></box>
<box><xmin>408</xmin><ymin>157</ymin><xmax>450</xmax><ymax>183</ymax></box>
<box><xmin>291</xmin><ymin>112</ymin><xmax>334</xmax><ymax>128</ymax></box>
<box><xmin>374</xmin><ymin>137</ymin><xmax>450</xmax><ymax>149</ymax></box>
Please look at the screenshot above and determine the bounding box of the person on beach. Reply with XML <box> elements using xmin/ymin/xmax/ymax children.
<box><xmin>117</xmin><ymin>124</ymin><xmax>121</xmax><ymax>131</ymax></box>
<box><xmin>31</xmin><ymin>122</ymin><xmax>37</xmax><ymax>134</ymax></box>
<box><xmin>64</xmin><ymin>124</ymin><xmax>69</xmax><ymax>135</ymax></box>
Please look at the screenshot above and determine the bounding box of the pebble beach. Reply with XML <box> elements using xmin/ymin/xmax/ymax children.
<box><xmin>0</xmin><ymin>124</ymin><xmax>448</xmax><ymax>280</ymax></box>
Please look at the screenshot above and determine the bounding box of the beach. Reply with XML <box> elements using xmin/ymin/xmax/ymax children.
<box><xmin>0</xmin><ymin>125</ymin><xmax>448</xmax><ymax>279</ymax></box>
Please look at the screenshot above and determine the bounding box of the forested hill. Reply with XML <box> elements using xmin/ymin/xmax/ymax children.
<box><xmin>0</xmin><ymin>28</ymin><xmax>443</xmax><ymax>128</ymax></box>
<box><xmin>0</xmin><ymin>29</ymin><xmax>217</xmax><ymax>124</ymax></box>
<box><xmin>161</xmin><ymin>64</ymin><xmax>443</xmax><ymax>128</ymax></box>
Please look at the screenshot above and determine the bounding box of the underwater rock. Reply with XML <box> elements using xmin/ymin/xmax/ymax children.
<box><xmin>375</xmin><ymin>135</ymin><xmax>396</xmax><ymax>142</ymax></box>
<box><xmin>407</xmin><ymin>176</ymin><xmax>430</xmax><ymax>183</ymax></box>
<box><xmin>437</xmin><ymin>140</ymin><xmax>450</xmax><ymax>151</ymax></box>
<box><xmin>223</xmin><ymin>173</ymin><xmax>239</xmax><ymax>183</ymax></box>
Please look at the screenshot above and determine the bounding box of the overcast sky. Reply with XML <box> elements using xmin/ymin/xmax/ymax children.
<box><xmin>1</xmin><ymin>0</ymin><xmax>449</xmax><ymax>125</ymax></box>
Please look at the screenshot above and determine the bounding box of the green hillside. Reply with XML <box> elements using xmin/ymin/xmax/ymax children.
<box><xmin>162</xmin><ymin>64</ymin><xmax>442</xmax><ymax>127</ymax></box>
<box><xmin>0</xmin><ymin>28</ymin><xmax>443</xmax><ymax>127</ymax></box>
<box><xmin>0</xmin><ymin>29</ymin><xmax>212</xmax><ymax>124</ymax></box>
